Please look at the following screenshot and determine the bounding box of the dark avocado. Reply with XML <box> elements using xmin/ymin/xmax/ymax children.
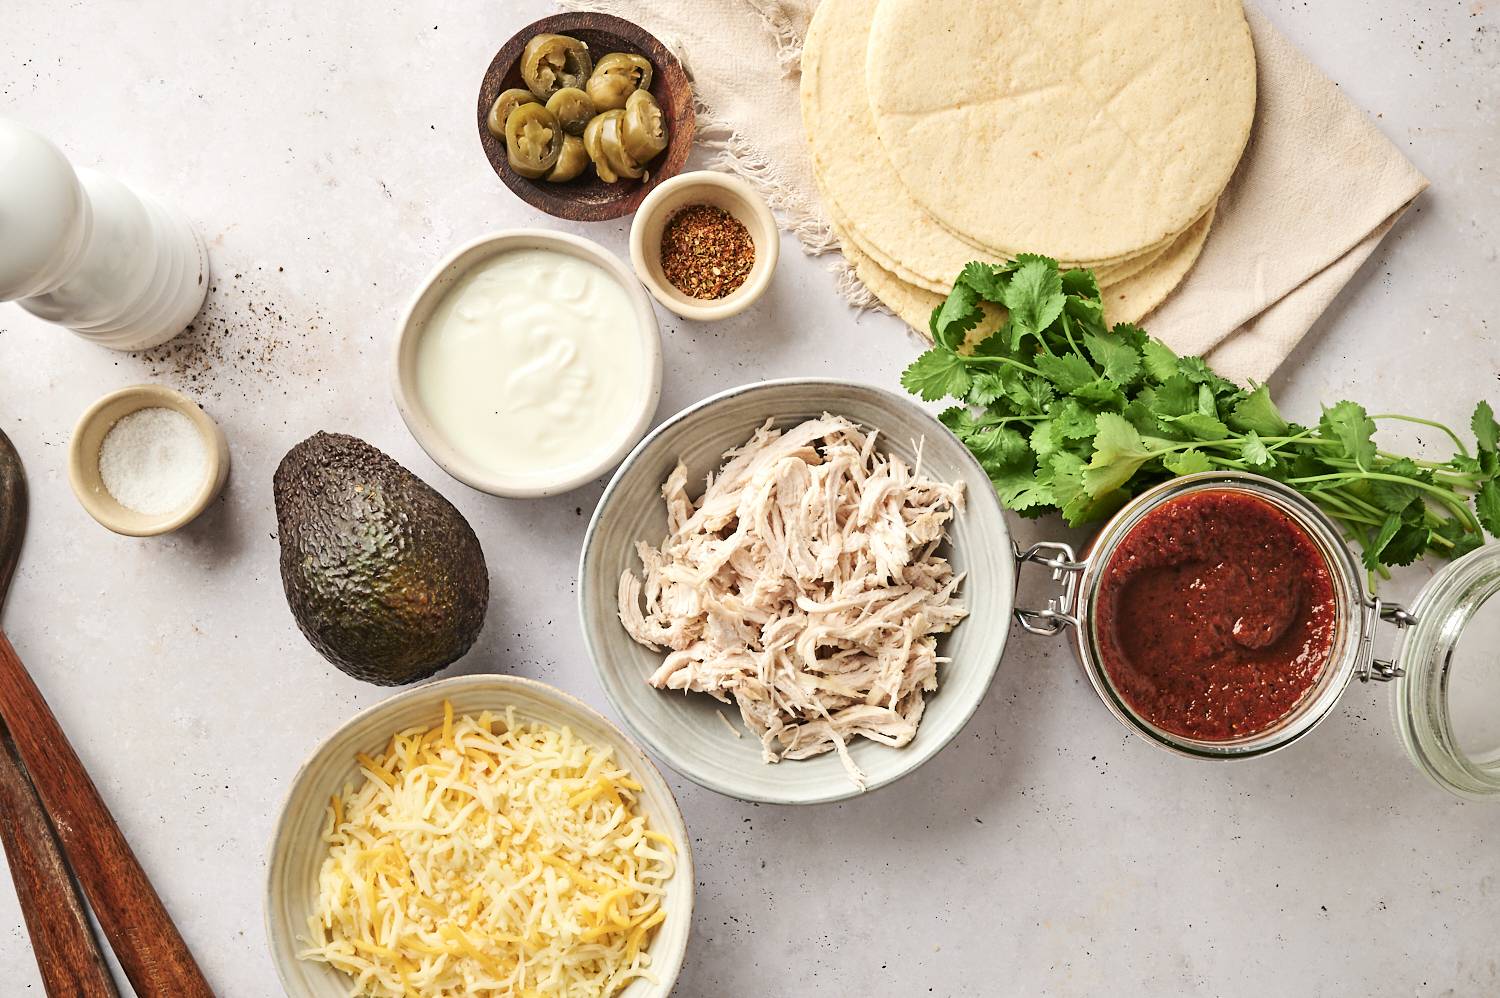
<box><xmin>272</xmin><ymin>432</ymin><xmax>489</xmax><ymax>685</ymax></box>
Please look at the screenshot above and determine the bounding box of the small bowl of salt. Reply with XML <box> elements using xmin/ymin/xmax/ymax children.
<box><xmin>68</xmin><ymin>385</ymin><xmax>229</xmax><ymax>536</ymax></box>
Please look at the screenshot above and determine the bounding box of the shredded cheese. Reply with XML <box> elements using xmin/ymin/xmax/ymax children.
<box><xmin>298</xmin><ymin>704</ymin><xmax>676</xmax><ymax>997</ymax></box>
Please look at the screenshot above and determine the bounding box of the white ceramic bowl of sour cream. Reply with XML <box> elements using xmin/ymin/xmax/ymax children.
<box><xmin>394</xmin><ymin>230</ymin><xmax>662</xmax><ymax>498</ymax></box>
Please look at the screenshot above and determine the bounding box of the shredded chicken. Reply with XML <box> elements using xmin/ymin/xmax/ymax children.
<box><xmin>617</xmin><ymin>415</ymin><xmax>968</xmax><ymax>789</ymax></box>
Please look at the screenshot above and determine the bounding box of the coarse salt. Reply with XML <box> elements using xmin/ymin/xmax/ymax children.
<box><xmin>98</xmin><ymin>407</ymin><xmax>208</xmax><ymax>515</ymax></box>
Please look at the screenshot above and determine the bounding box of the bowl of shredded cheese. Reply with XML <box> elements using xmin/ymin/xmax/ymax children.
<box><xmin>265</xmin><ymin>674</ymin><xmax>692</xmax><ymax>998</ymax></box>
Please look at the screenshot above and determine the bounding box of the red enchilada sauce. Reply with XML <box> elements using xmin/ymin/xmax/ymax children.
<box><xmin>1094</xmin><ymin>490</ymin><xmax>1337</xmax><ymax>741</ymax></box>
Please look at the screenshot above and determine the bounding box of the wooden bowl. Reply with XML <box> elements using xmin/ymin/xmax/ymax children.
<box><xmin>477</xmin><ymin>13</ymin><xmax>695</xmax><ymax>221</ymax></box>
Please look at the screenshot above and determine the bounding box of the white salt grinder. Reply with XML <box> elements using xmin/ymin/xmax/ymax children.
<box><xmin>0</xmin><ymin>118</ymin><xmax>209</xmax><ymax>351</ymax></box>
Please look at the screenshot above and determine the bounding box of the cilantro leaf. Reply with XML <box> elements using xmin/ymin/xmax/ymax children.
<box><xmin>1473</xmin><ymin>401</ymin><xmax>1499</xmax><ymax>453</ymax></box>
<box><xmin>1083</xmin><ymin>414</ymin><xmax>1160</xmax><ymax>497</ymax></box>
<box><xmin>1363</xmin><ymin>514</ymin><xmax>1404</xmax><ymax>571</ymax></box>
<box><xmin>1084</xmin><ymin>332</ymin><xmax>1142</xmax><ymax>386</ymax></box>
<box><xmin>1002</xmin><ymin>476</ymin><xmax>1054</xmax><ymax>512</ymax></box>
<box><xmin>1363</xmin><ymin>479</ymin><xmax>1420</xmax><ymax>515</ymax></box>
<box><xmin>1161</xmin><ymin>411</ymin><xmax>1231</xmax><ymax>441</ymax></box>
<box><xmin>1319</xmin><ymin>401</ymin><xmax>1378</xmax><ymax>470</ymax></box>
<box><xmin>1002</xmin><ymin>255</ymin><xmax>1065</xmax><ymax>337</ymax></box>
<box><xmin>1240</xmin><ymin>431</ymin><xmax>1273</xmax><ymax>468</ymax></box>
<box><xmin>931</xmin><ymin>282</ymin><xmax>982</xmax><ymax>351</ymax></box>
<box><xmin>957</xmin><ymin>261</ymin><xmax>1012</xmax><ymax>301</ymax></box>
<box><xmin>1177</xmin><ymin>355</ymin><xmax>1237</xmax><ymax>396</ymax></box>
<box><xmin>1450</xmin><ymin>454</ymin><xmax>1483</xmax><ymax>475</ymax></box>
<box><xmin>938</xmin><ymin>406</ymin><xmax>981</xmax><ymax>436</ymax></box>
<box><xmin>1063</xmin><ymin>296</ymin><xmax>1108</xmax><ymax>339</ymax></box>
<box><xmin>901</xmin><ymin>349</ymin><xmax>970</xmax><ymax>402</ymax></box>
<box><xmin>1047</xmin><ymin>452</ymin><xmax>1086</xmax><ymax>509</ymax></box>
<box><xmin>1049</xmin><ymin>400</ymin><xmax>1097</xmax><ymax>440</ymax></box>
<box><xmin>1140</xmin><ymin>338</ymin><xmax>1179</xmax><ymax>382</ymax></box>
<box><xmin>965</xmin><ymin>372</ymin><xmax>1008</xmax><ymax>407</ymax></box>
<box><xmin>1060</xmin><ymin>268</ymin><xmax>1100</xmax><ymax>302</ymax></box>
<box><xmin>969</xmin><ymin>328</ymin><xmax>1011</xmax><ymax>358</ymax></box>
<box><xmin>1122</xmin><ymin>396</ymin><xmax>1165</xmax><ymax>437</ymax></box>
<box><xmin>1071</xmin><ymin>379</ymin><xmax>1127</xmax><ymax>411</ymax></box>
<box><xmin>965</xmin><ymin>426</ymin><xmax>1029</xmax><ymax>471</ymax></box>
<box><xmin>1029</xmin><ymin>420</ymin><xmax>1061</xmax><ymax>460</ymax></box>
<box><xmin>1228</xmin><ymin>384</ymin><xmax>1289</xmax><ymax>437</ymax></box>
<box><xmin>1477</xmin><ymin>479</ymin><xmax>1500</xmax><ymax>537</ymax></box>
<box><xmin>1110</xmin><ymin>323</ymin><xmax>1149</xmax><ymax>351</ymax></box>
<box><xmin>1436</xmin><ymin>517</ymin><xmax>1484</xmax><ymax>559</ymax></box>
<box><xmin>988</xmin><ymin>458</ymin><xmax>1042</xmax><ymax>504</ymax></box>
<box><xmin>1381</xmin><ymin>522</ymin><xmax>1431</xmax><ymax>567</ymax></box>
<box><xmin>1154</xmin><ymin>375</ymin><xmax>1198</xmax><ymax>417</ymax></box>
<box><xmin>1035</xmin><ymin>353</ymin><xmax>1097</xmax><ymax>393</ymax></box>
<box><xmin>1063</xmin><ymin>487</ymin><xmax>1129</xmax><ymax>527</ymax></box>
<box><xmin>1001</xmin><ymin>371</ymin><xmax>1054</xmax><ymax>412</ymax></box>
<box><xmin>1162</xmin><ymin>449</ymin><xmax>1214</xmax><ymax>475</ymax></box>
<box><xmin>1361</xmin><ymin>459</ymin><xmax>1432</xmax><ymax>514</ymax></box>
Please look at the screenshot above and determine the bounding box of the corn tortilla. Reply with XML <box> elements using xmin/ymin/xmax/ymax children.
<box><xmin>801</xmin><ymin>0</ymin><xmax>1181</xmax><ymax>290</ymax></box>
<box><xmin>865</xmin><ymin>0</ymin><xmax>1254</xmax><ymax>263</ymax></box>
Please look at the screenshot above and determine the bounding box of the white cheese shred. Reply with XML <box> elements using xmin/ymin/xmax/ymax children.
<box><xmin>298</xmin><ymin>704</ymin><xmax>676</xmax><ymax>997</ymax></box>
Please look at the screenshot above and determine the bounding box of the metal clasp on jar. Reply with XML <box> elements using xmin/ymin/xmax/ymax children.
<box><xmin>1357</xmin><ymin>597</ymin><xmax>1418</xmax><ymax>682</ymax></box>
<box><xmin>1013</xmin><ymin>541</ymin><xmax>1086</xmax><ymax>635</ymax></box>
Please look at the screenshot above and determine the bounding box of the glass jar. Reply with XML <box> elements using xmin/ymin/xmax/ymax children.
<box><xmin>1014</xmin><ymin>471</ymin><xmax>1500</xmax><ymax>801</ymax></box>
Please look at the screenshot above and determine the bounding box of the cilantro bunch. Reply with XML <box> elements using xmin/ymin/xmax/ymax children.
<box><xmin>901</xmin><ymin>255</ymin><xmax>1500</xmax><ymax>577</ymax></box>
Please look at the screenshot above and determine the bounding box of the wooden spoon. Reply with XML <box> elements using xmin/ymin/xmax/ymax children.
<box><xmin>0</xmin><ymin>429</ymin><xmax>118</xmax><ymax>996</ymax></box>
<box><xmin>0</xmin><ymin>428</ymin><xmax>214</xmax><ymax>996</ymax></box>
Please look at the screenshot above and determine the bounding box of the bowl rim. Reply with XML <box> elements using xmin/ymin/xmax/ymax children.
<box><xmin>628</xmin><ymin>170</ymin><xmax>780</xmax><ymax>322</ymax></box>
<box><xmin>391</xmin><ymin>228</ymin><xmax>663</xmax><ymax>499</ymax></box>
<box><xmin>263</xmin><ymin>673</ymin><xmax>696</xmax><ymax>998</ymax></box>
<box><xmin>476</xmin><ymin>11</ymin><xmax>696</xmax><ymax>222</ymax></box>
<box><xmin>66</xmin><ymin>383</ymin><xmax>229</xmax><ymax>536</ymax></box>
<box><xmin>578</xmin><ymin>376</ymin><xmax>1014</xmax><ymax>804</ymax></box>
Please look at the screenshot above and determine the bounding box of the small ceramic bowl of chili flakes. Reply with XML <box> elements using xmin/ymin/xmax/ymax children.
<box><xmin>629</xmin><ymin>170</ymin><xmax>779</xmax><ymax>321</ymax></box>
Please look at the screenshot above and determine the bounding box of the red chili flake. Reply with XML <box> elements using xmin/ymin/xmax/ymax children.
<box><xmin>659</xmin><ymin>203</ymin><xmax>755</xmax><ymax>300</ymax></box>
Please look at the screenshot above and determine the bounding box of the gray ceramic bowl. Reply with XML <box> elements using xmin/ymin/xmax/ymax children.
<box><xmin>265</xmin><ymin>675</ymin><xmax>694</xmax><ymax>998</ymax></box>
<box><xmin>579</xmin><ymin>379</ymin><xmax>1015</xmax><ymax>804</ymax></box>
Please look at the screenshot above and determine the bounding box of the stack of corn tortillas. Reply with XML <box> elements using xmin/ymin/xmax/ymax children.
<box><xmin>801</xmin><ymin>0</ymin><xmax>1257</xmax><ymax>333</ymax></box>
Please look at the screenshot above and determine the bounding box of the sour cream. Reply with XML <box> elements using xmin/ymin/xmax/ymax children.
<box><xmin>414</xmin><ymin>247</ymin><xmax>653</xmax><ymax>488</ymax></box>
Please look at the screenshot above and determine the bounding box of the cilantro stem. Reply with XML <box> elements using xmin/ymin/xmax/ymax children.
<box><xmin>1314</xmin><ymin>456</ymin><xmax>1476</xmax><ymax>486</ymax></box>
<box><xmin>962</xmin><ymin>355</ymin><xmax>1045</xmax><ymax>378</ymax></box>
<box><xmin>1313</xmin><ymin>489</ymin><xmax>1385</xmax><ymax>527</ymax></box>
<box><xmin>1330</xmin><ymin>487</ymin><xmax>1390</xmax><ymax>522</ymax></box>
<box><xmin>1287</xmin><ymin>471</ymin><xmax>1481</xmax><ymax>532</ymax></box>
<box><xmin>1245</xmin><ymin>435</ymin><xmax>1337</xmax><ymax>447</ymax></box>
<box><xmin>1317</xmin><ymin>506</ymin><xmax>1385</xmax><ymax>530</ymax></box>
<box><xmin>1428</xmin><ymin>530</ymin><xmax>1457</xmax><ymax>551</ymax></box>
<box><xmin>1321</xmin><ymin>455</ymin><xmax>1478</xmax><ymax>487</ymax></box>
<box><xmin>1369</xmin><ymin>414</ymin><xmax>1469</xmax><ymax>457</ymax></box>
<box><xmin>1373</xmin><ymin>451</ymin><xmax>1463</xmax><ymax>470</ymax></box>
<box><xmin>1059</xmin><ymin>312</ymin><xmax>1089</xmax><ymax>370</ymax></box>
<box><xmin>1163</xmin><ymin>434</ymin><xmax>1331</xmax><ymax>454</ymax></box>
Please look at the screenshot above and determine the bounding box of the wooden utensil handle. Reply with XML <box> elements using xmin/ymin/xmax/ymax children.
<box><xmin>0</xmin><ymin>630</ymin><xmax>214</xmax><ymax>997</ymax></box>
<box><xmin>0</xmin><ymin>721</ymin><xmax>120</xmax><ymax>997</ymax></box>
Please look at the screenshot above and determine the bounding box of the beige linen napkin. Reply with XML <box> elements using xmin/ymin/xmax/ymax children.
<box><xmin>560</xmin><ymin>0</ymin><xmax>1428</xmax><ymax>384</ymax></box>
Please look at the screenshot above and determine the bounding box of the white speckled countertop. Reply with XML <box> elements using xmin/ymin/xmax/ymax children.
<box><xmin>2</xmin><ymin>1</ymin><xmax>1497</xmax><ymax>994</ymax></box>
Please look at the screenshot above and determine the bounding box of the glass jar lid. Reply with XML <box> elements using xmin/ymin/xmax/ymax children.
<box><xmin>1392</xmin><ymin>543</ymin><xmax>1500</xmax><ymax>801</ymax></box>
